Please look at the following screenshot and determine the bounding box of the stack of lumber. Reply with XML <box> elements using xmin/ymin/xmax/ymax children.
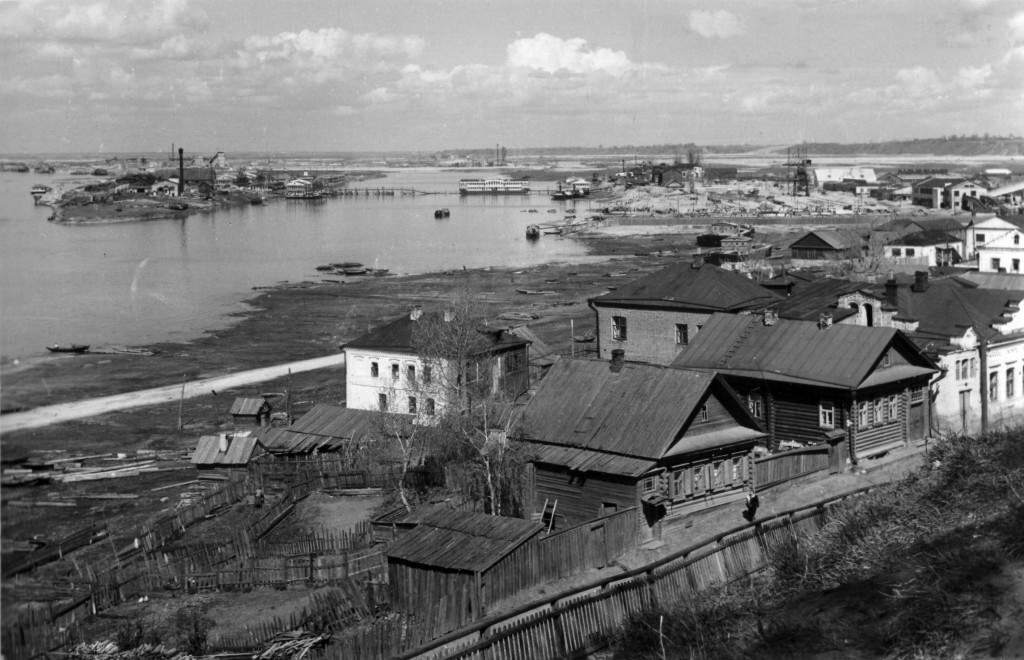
<box><xmin>255</xmin><ymin>630</ymin><xmax>330</xmax><ymax>659</ymax></box>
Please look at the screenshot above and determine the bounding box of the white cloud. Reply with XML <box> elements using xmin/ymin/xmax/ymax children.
<box><xmin>1</xmin><ymin>0</ymin><xmax>206</xmax><ymax>43</ymax></box>
<box><xmin>1010</xmin><ymin>11</ymin><xmax>1024</xmax><ymax>42</ymax></box>
<box><xmin>688</xmin><ymin>10</ymin><xmax>744</xmax><ymax>39</ymax></box>
<box><xmin>237</xmin><ymin>28</ymin><xmax>422</xmax><ymax>69</ymax></box>
<box><xmin>506</xmin><ymin>33</ymin><xmax>632</xmax><ymax>75</ymax></box>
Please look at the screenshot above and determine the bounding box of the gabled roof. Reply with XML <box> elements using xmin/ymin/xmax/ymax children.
<box><xmin>789</xmin><ymin>230</ymin><xmax>864</xmax><ymax>252</ymax></box>
<box><xmin>191</xmin><ymin>433</ymin><xmax>262</xmax><ymax>466</ymax></box>
<box><xmin>387</xmin><ymin>507</ymin><xmax>542</xmax><ymax>572</ymax></box>
<box><xmin>889</xmin><ymin>279</ymin><xmax>1022</xmax><ymax>342</ymax></box>
<box><xmin>887</xmin><ymin>230</ymin><xmax>961</xmax><ymax>247</ymax></box>
<box><xmin>774</xmin><ymin>278</ymin><xmax>865</xmax><ymax>322</ymax></box>
<box><xmin>518</xmin><ymin>359</ymin><xmax>762</xmax><ymax>475</ymax></box>
<box><xmin>260</xmin><ymin>404</ymin><xmax>412</xmax><ymax>454</ymax></box>
<box><xmin>913</xmin><ymin>177</ymin><xmax>966</xmax><ymax>190</ymax></box>
<box><xmin>590</xmin><ymin>263</ymin><xmax>779</xmax><ymax>312</ymax></box>
<box><xmin>343</xmin><ymin>312</ymin><xmax>530</xmax><ymax>353</ymax></box>
<box><xmin>672</xmin><ymin>313</ymin><xmax>936</xmax><ymax>389</ymax></box>
<box><xmin>229</xmin><ymin>396</ymin><xmax>268</xmax><ymax>416</ymax></box>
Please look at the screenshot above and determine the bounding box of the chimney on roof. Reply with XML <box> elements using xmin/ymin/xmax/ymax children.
<box><xmin>885</xmin><ymin>272</ymin><xmax>899</xmax><ymax>308</ymax></box>
<box><xmin>610</xmin><ymin>349</ymin><xmax>625</xmax><ymax>373</ymax></box>
<box><xmin>219</xmin><ymin>433</ymin><xmax>231</xmax><ymax>453</ymax></box>
<box><xmin>912</xmin><ymin>270</ymin><xmax>929</xmax><ymax>293</ymax></box>
<box><xmin>691</xmin><ymin>253</ymin><xmax>704</xmax><ymax>269</ymax></box>
<box><xmin>763</xmin><ymin>308</ymin><xmax>778</xmax><ymax>326</ymax></box>
<box><xmin>818</xmin><ymin>312</ymin><xmax>833</xmax><ymax>329</ymax></box>
<box><xmin>410</xmin><ymin>305</ymin><xmax>423</xmax><ymax>321</ymax></box>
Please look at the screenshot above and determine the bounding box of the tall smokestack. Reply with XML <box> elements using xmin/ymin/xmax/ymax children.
<box><xmin>177</xmin><ymin>147</ymin><xmax>184</xmax><ymax>196</ymax></box>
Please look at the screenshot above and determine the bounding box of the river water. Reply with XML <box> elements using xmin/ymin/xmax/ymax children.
<box><xmin>0</xmin><ymin>168</ymin><xmax>597</xmax><ymax>361</ymax></box>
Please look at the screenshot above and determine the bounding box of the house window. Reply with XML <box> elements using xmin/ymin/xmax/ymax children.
<box><xmin>711</xmin><ymin>461</ymin><xmax>724</xmax><ymax>489</ymax></box>
<box><xmin>888</xmin><ymin>395</ymin><xmax>898</xmax><ymax>420</ymax></box>
<box><xmin>819</xmin><ymin>401</ymin><xmax>835</xmax><ymax>428</ymax></box>
<box><xmin>874</xmin><ymin>398</ymin><xmax>884</xmax><ymax>424</ymax></box>
<box><xmin>910</xmin><ymin>386</ymin><xmax>925</xmax><ymax>403</ymax></box>
<box><xmin>730</xmin><ymin>456</ymin><xmax>744</xmax><ymax>483</ymax></box>
<box><xmin>1007</xmin><ymin>367</ymin><xmax>1015</xmax><ymax>398</ymax></box>
<box><xmin>391</xmin><ymin>363</ymin><xmax>400</xmax><ymax>380</ymax></box>
<box><xmin>1014</xmin><ymin>259</ymin><xmax>1021</xmax><ymax>273</ymax></box>
<box><xmin>905</xmin><ymin>248</ymin><xmax>916</xmax><ymax>257</ymax></box>
<box><xmin>1016</xmin><ymin>234</ymin><xmax>1020</xmax><ymax>245</ymax></box>
<box><xmin>692</xmin><ymin>465</ymin><xmax>707</xmax><ymax>495</ymax></box>
<box><xmin>424</xmin><ymin>398</ymin><xmax>435</xmax><ymax>416</ymax></box>
<box><xmin>641</xmin><ymin>475</ymin><xmax>658</xmax><ymax>494</ymax></box>
<box><xmin>370</xmin><ymin>361</ymin><xmax>379</xmax><ymax>377</ymax></box>
<box><xmin>378</xmin><ymin>393</ymin><xmax>388</xmax><ymax>411</ymax></box>
<box><xmin>859</xmin><ymin>402</ymin><xmax>870</xmax><ymax>428</ymax></box>
<box><xmin>882</xmin><ymin>352</ymin><xmax>891</xmax><ymax>368</ymax></box>
<box><xmin>977</xmin><ymin>233</ymin><xmax>986</xmax><ymax>245</ymax></box>
<box><xmin>671</xmin><ymin>469</ymin><xmax>687</xmax><ymax>498</ymax></box>
<box><xmin>747</xmin><ymin>395</ymin><xmax>763</xmax><ymax>418</ymax></box>
<box><xmin>407</xmin><ymin>365</ymin><xmax>416</xmax><ymax>382</ymax></box>
<box><xmin>675</xmin><ymin>323</ymin><xmax>689</xmax><ymax>346</ymax></box>
<box><xmin>971</xmin><ymin>358</ymin><xmax>978</xmax><ymax>377</ymax></box>
<box><xmin>698</xmin><ymin>404</ymin><xmax>709</xmax><ymax>423</ymax></box>
<box><xmin>990</xmin><ymin>372</ymin><xmax>999</xmax><ymax>401</ymax></box>
<box><xmin>611</xmin><ymin>315</ymin><xmax>627</xmax><ymax>341</ymax></box>
<box><xmin>992</xmin><ymin>258</ymin><xmax>1002</xmax><ymax>272</ymax></box>
<box><xmin>423</xmin><ymin>365</ymin><xmax>432</xmax><ymax>383</ymax></box>
<box><xmin>408</xmin><ymin>396</ymin><xmax>417</xmax><ymax>414</ymax></box>
<box><xmin>892</xmin><ymin>248</ymin><xmax>902</xmax><ymax>257</ymax></box>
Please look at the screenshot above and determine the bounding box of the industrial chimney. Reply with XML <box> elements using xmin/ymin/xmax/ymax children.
<box><xmin>177</xmin><ymin>147</ymin><xmax>184</xmax><ymax>197</ymax></box>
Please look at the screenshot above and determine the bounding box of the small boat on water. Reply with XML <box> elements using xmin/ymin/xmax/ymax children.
<box><xmin>332</xmin><ymin>262</ymin><xmax>363</xmax><ymax>270</ymax></box>
<box><xmin>343</xmin><ymin>267</ymin><xmax>368</xmax><ymax>275</ymax></box>
<box><xmin>526</xmin><ymin>224</ymin><xmax>541</xmax><ymax>239</ymax></box>
<box><xmin>46</xmin><ymin>344</ymin><xmax>89</xmax><ymax>354</ymax></box>
<box><xmin>434</xmin><ymin>208</ymin><xmax>451</xmax><ymax>218</ymax></box>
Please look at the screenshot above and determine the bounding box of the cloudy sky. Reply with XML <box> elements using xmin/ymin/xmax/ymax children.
<box><xmin>1</xmin><ymin>0</ymin><xmax>1023</xmax><ymax>154</ymax></box>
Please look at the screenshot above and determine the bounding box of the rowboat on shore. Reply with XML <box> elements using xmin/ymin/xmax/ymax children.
<box><xmin>46</xmin><ymin>344</ymin><xmax>90</xmax><ymax>354</ymax></box>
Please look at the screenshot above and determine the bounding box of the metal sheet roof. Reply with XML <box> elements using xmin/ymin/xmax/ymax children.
<box><xmin>190</xmin><ymin>433</ymin><xmax>261</xmax><ymax>466</ymax></box>
<box><xmin>386</xmin><ymin>507</ymin><xmax>542</xmax><ymax>572</ymax></box>
<box><xmin>519</xmin><ymin>359</ymin><xmax>718</xmax><ymax>460</ymax></box>
<box><xmin>672</xmin><ymin>313</ymin><xmax>936</xmax><ymax>389</ymax></box>
<box><xmin>522</xmin><ymin>442</ymin><xmax>656</xmax><ymax>477</ymax></box>
<box><xmin>590</xmin><ymin>263</ymin><xmax>779</xmax><ymax>312</ymax></box>
<box><xmin>344</xmin><ymin>311</ymin><xmax>530</xmax><ymax>353</ymax></box>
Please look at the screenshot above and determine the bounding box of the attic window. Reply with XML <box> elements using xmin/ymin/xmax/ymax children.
<box><xmin>977</xmin><ymin>233</ymin><xmax>986</xmax><ymax>244</ymax></box>
<box><xmin>611</xmin><ymin>316</ymin><xmax>627</xmax><ymax>341</ymax></box>
<box><xmin>882</xmin><ymin>352</ymin><xmax>891</xmax><ymax>368</ymax></box>
<box><xmin>698</xmin><ymin>404</ymin><xmax>709</xmax><ymax>423</ymax></box>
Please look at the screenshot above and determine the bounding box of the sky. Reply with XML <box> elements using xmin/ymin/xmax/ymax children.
<box><xmin>1</xmin><ymin>0</ymin><xmax>1023</xmax><ymax>154</ymax></box>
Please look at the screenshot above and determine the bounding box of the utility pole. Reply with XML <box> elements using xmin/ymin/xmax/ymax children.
<box><xmin>177</xmin><ymin>380</ymin><xmax>185</xmax><ymax>431</ymax></box>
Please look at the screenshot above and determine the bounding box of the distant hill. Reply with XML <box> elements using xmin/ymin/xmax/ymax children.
<box><xmin>773</xmin><ymin>136</ymin><xmax>1024</xmax><ymax>157</ymax></box>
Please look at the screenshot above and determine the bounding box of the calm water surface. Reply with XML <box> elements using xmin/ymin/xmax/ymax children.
<box><xmin>0</xmin><ymin>169</ymin><xmax>598</xmax><ymax>361</ymax></box>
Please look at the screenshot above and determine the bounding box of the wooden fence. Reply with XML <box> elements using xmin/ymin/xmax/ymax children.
<box><xmin>2</xmin><ymin>521</ymin><xmax>109</xmax><ymax>578</ymax></box>
<box><xmin>391</xmin><ymin>486</ymin><xmax>875</xmax><ymax>660</ymax></box>
<box><xmin>186</xmin><ymin>547</ymin><xmax>386</xmax><ymax>592</ymax></box>
<box><xmin>754</xmin><ymin>445</ymin><xmax>831</xmax><ymax>489</ymax></box>
<box><xmin>535</xmin><ymin>507</ymin><xmax>638</xmax><ymax>581</ymax></box>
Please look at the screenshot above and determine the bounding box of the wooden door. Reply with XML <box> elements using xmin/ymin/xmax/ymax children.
<box><xmin>585</xmin><ymin>522</ymin><xmax>606</xmax><ymax>569</ymax></box>
<box><xmin>908</xmin><ymin>402</ymin><xmax>926</xmax><ymax>440</ymax></box>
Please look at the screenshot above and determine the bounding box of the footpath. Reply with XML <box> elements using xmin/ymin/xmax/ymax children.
<box><xmin>0</xmin><ymin>353</ymin><xmax>346</xmax><ymax>433</ymax></box>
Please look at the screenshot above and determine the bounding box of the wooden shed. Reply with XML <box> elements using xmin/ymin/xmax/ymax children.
<box><xmin>386</xmin><ymin>506</ymin><xmax>543</xmax><ymax>632</ymax></box>
<box><xmin>789</xmin><ymin>229</ymin><xmax>866</xmax><ymax>261</ymax></box>
<box><xmin>190</xmin><ymin>431</ymin><xmax>263</xmax><ymax>474</ymax></box>
<box><xmin>229</xmin><ymin>396</ymin><xmax>272</xmax><ymax>429</ymax></box>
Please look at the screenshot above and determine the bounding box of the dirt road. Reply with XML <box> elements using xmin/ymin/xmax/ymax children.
<box><xmin>0</xmin><ymin>353</ymin><xmax>346</xmax><ymax>433</ymax></box>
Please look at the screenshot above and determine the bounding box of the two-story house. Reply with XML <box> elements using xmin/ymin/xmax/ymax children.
<box><xmin>673</xmin><ymin>313</ymin><xmax>939</xmax><ymax>467</ymax></box>
<box><xmin>589</xmin><ymin>262</ymin><xmax>779</xmax><ymax>364</ymax></box>
<box><xmin>969</xmin><ymin>216</ymin><xmax>1024</xmax><ymax>272</ymax></box>
<box><xmin>342</xmin><ymin>308</ymin><xmax>530</xmax><ymax>422</ymax></box>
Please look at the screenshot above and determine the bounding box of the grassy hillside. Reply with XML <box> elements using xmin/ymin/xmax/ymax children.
<box><xmin>775</xmin><ymin>136</ymin><xmax>1024</xmax><ymax>158</ymax></box>
<box><xmin>611</xmin><ymin>431</ymin><xmax>1024</xmax><ymax>659</ymax></box>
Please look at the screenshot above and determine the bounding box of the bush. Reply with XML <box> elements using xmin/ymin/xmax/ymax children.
<box><xmin>173</xmin><ymin>604</ymin><xmax>214</xmax><ymax>656</ymax></box>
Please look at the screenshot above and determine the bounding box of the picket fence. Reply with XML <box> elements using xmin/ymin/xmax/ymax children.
<box><xmin>754</xmin><ymin>445</ymin><xmax>831</xmax><ymax>489</ymax></box>
<box><xmin>390</xmin><ymin>486</ymin><xmax>875</xmax><ymax>660</ymax></box>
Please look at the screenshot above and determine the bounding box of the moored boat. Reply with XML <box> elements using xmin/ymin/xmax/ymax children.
<box><xmin>46</xmin><ymin>344</ymin><xmax>90</xmax><ymax>354</ymax></box>
<box><xmin>458</xmin><ymin>178</ymin><xmax>530</xmax><ymax>195</ymax></box>
<box><xmin>525</xmin><ymin>224</ymin><xmax>541</xmax><ymax>239</ymax></box>
<box><xmin>434</xmin><ymin>208</ymin><xmax>451</xmax><ymax>218</ymax></box>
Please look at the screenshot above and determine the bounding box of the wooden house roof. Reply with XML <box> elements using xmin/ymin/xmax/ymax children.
<box><xmin>387</xmin><ymin>506</ymin><xmax>543</xmax><ymax>573</ymax></box>
<box><xmin>789</xmin><ymin>229</ymin><xmax>863</xmax><ymax>251</ymax></box>
<box><xmin>260</xmin><ymin>404</ymin><xmax>411</xmax><ymax>454</ymax></box>
<box><xmin>590</xmin><ymin>263</ymin><xmax>778</xmax><ymax>312</ymax></box>
<box><xmin>887</xmin><ymin>230</ymin><xmax>960</xmax><ymax>247</ymax></box>
<box><xmin>517</xmin><ymin>359</ymin><xmax>763</xmax><ymax>476</ymax></box>
<box><xmin>190</xmin><ymin>433</ymin><xmax>262</xmax><ymax>466</ymax></box>
<box><xmin>229</xmin><ymin>397</ymin><xmax>269</xmax><ymax>416</ymax></box>
<box><xmin>672</xmin><ymin>313</ymin><xmax>937</xmax><ymax>389</ymax></box>
<box><xmin>773</xmin><ymin>278</ymin><xmax>864</xmax><ymax>323</ymax></box>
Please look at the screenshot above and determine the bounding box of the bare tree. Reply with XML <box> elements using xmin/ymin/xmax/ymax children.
<box><xmin>410</xmin><ymin>292</ymin><xmax>530</xmax><ymax>516</ymax></box>
<box><xmin>373</xmin><ymin>406</ymin><xmax>420</xmax><ymax>513</ymax></box>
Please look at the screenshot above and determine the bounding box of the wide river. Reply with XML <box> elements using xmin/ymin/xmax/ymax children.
<box><xmin>0</xmin><ymin>168</ymin><xmax>599</xmax><ymax>361</ymax></box>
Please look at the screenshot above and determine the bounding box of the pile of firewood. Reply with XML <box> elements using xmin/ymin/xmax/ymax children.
<box><xmin>255</xmin><ymin>630</ymin><xmax>331</xmax><ymax>660</ymax></box>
